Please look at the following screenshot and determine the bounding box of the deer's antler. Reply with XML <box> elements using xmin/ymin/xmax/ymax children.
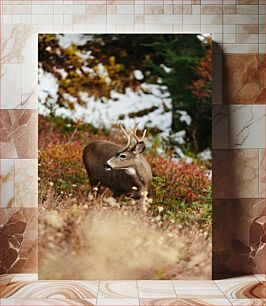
<box><xmin>130</xmin><ymin>122</ymin><xmax>147</xmax><ymax>143</ymax></box>
<box><xmin>119</xmin><ymin>123</ymin><xmax>132</xmax><ymax>151</ymax></box>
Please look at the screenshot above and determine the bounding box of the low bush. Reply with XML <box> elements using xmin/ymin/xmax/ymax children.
<box><xmin>39</xmin><ymin>115</ymin><xmax>212</xmax><ymax>231</ymax></box>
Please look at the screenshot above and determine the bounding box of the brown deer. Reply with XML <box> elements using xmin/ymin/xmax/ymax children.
<box><xmin>83</xmin><ymin>123</ymin><xmax>152</xmax><ymax>202</ymax></box>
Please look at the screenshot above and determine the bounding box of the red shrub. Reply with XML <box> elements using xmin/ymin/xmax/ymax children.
<box><xmin>146</xmin><ymin>156</ymin><xmax>210</xmax><ymax>205</ymax></box>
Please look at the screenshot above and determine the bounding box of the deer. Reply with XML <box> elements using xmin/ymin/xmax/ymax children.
<box><xmin>83</xmin><ymin>123</ymin><xmax>152</xmax><ymax>205</ymax></box>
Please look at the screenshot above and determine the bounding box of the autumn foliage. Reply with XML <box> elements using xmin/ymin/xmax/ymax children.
<box><xmin>39</xmin><ymin>116</ymin><xmax>211</xmax><ymax>228</ymax></box>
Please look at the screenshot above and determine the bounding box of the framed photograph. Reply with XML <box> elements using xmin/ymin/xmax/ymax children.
<box><xmin>38</xmin><ymin>34</ymin><xmax>212</xmax><ymax>280</ymax></box>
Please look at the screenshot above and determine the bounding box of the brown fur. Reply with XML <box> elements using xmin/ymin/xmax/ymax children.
<box><xmin>83</xmin><ymin>140</ymin><xmax>152</xmax><ymax>199</ymax></box>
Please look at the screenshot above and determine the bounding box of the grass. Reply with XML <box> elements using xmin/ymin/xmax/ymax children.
<box><xmin>38</xmin><ymin>115</ymin><xmax>212</xmax><ymax>279</ymax></box>
<box><xmin>39</xmin><ymin>115</ymin><xmax>211</xmax><ymax>229</ymax></box>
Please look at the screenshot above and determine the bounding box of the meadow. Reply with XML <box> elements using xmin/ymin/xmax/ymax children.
<box><xmin>38</xmin><ymin>115</ymin><xmax>212</xmax><ymax>280</ymax></box>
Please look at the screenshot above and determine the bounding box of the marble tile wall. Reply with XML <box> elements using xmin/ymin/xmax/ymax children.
<box><xmin>0</xmin><ymin>208</ymin><xmax>38</xmax><ymax>274</ymax></box>
<box><xmin>0</xmin><ymin>0</ymin><xmax>265</xmax><ymax>279</ymax></box>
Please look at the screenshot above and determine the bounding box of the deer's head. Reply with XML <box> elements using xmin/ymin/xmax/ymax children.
<box><xmin>104</xmin><ymin>123</ymin><xmax>147</xmax><ymax>175</ymax></box>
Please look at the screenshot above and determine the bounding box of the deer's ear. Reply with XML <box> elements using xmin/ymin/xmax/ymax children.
<box><xmin>132</xmin><ymin>141</ymin><xmax>145</xmax><ymax>155</ymax></box>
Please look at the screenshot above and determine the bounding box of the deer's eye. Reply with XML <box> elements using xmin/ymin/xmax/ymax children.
<box><xmin>119</xmin><ymin>154</ymin><xmax>127</xmax><ymax>159</ymax></box>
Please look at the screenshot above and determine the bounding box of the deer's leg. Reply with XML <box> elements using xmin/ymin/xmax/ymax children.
<box><xmin>88</xmin><ymin>178</ymin><xmax>101</xmax><ymax>202</ymax></box>
<box><xmin>99</xmin><ymin>187</ymin><xmax>109</xmax><ymax>206</ymax></box>
<box><xmin>138</xmin><ymin>191</ymin><xmax>149</xmax><ymax>211</ymax></box>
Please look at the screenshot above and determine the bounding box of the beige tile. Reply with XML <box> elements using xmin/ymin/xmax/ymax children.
<box><xmin>0</xmin><ymin>274</ymin><xmax>15</xmax><ymax>288</ymax></box>
<box><xmin>183</xmin><ymin>24</ymin><xmax>199</xmax><ymax>32</ymax></box>
<box><xmin>259</xmin><ymin>44</ymin><xmax>265</xmax><ymax>53</ymax></box>
<box><xmin>11</xmin><ymin>274</ymin><xmax>38</xmax><ymax>282</ymax></box>
<box><xmin>163</xmin><ymin>5</ymin><xmax>174</xmax><ymax>14</ymax></box>
<box><xmin>183</xmin><ymin>14</ymin><xmax>200</xmax><ymax>24</ymax></box>
<box><xmin>15</xmin><ymin>159</ymin><xmax>38</xmax><ymax>207</ymax></box>
<box><xmin>223</xmin><ymin>24</ymin><xmax>236</xmax><ymax>33</ymax></box>
<box><xmin>201</xmin><ymin>15</ymin><xmax>223</xmax><ymax>24</ymax></box>
<box><xmin>223</xmin><ymin>5</ymin><xmax>237</xmax><ymax>14</ymax></box>
<box><xmin>107</xmin><ymin>5</ymin><xmax>116</xmax><ymax>14</ymax></box>
<box><xmin>237</xmin><ymin>4</ymin><xmax>259</xmax><ymax>14</ymax></box>
<box><xmin>116</xmin><ymin>4</ymin><xmax>134</xmax><ymax>14</ymax></box>
<box><xmin>32</xmin><ymin>4</ymin><xmax>53</xmax><ymax>14</ymax></box>
<box><xmin>73</xmin><ymin>24</ymin><xmax>87</xmax><ymax>32</ymax></box>
<box><xmin>144</xmin><ymin>14</ymin><xmax>182</xmax><ymax>24</ymax></box>
<box><xmin>201</xmin><ymin>24</ymin><xmax>223</xmax><ymax>34</ymax></box>
<box><xmin>54</xmin><ymin>14</ymin><xmax>64</xmax><ymax>24</ymax></box>
<box><xmin>229</xmin><ymin>299</ymin><xmax>266</xmax><ymax>305</ymax></box>
<box><xmin>21</xmin><ymin>63</ymin><xmax>38</xmax><ymax>109</ymax></box>
<box><xmin>259</xmin><ymin>34</ymin><xmax>265</xmax><ymax>43</ymax></box>
<box><xmin>236</xmin><ymin>0</ymin><xmax>259</xmax><ymax>3</ymax></box>
<box><xmin>64</xmin><ymin>15</ymin><xmax>74</xmax><ymax>25</ymax></box>
<box><xmin>237</xmin><ymin>33</ymin><xmax>259</xmax><ymax>43</ymax></box>
<box><xmin>11</xmin><ymin>5</ymin><xmax>31</xmax><ymax>14</ymax></box>
<box><xmin>139</xmin><ymin>298</ymin><xmax>232</xmax><ymax>305</ymax></box>
<box><xmin>1</xmin><ymin>281</ymin><xmax>99</xmax><ymax>299</ymax></box>
<box><xmin>223</xmin><ymin>33</ymin><xmax>236</xmax><ymax>43</ymax></box>
<box><xmin>192</xmin><ymin>5</ymin><xmax>200</xmax><ymax>14</ymax></box>
<box><xmin>172</xmin><ymin>281</ymin><xmax>225</xmax><ymax>298</ymax></box>
<box><xmin>215</xmin><ymin>276</ymin><xmax>263</xmax><ymax>299</ymax></box>
<box><xmin>173</xmin><ymin>5</ymin><xmax>182</xmax><ymax>14</ymax></box>
<box><xmin>138</xmin><ymin>281</ymin><xmax>176</xmax><ymax>298</ymax></box>
<box><xmin>1</xmin><ymin>64</ymin><xmax>21</xmax><ymax>109</ymax></box>
<box><xmin>135</xmin><ymin>24</ymin><xmax>145</xmax><ymax>32</ymax></box>
<box><xmin>98</xmin><ymin>281</ymin><xmax>138</xmax><ymax>299</ymax></box>
<box><xmin>202</xmin><ymin>0</ymin><xmax>224</xmax><ymax>3</ymax></box>
<box><xmin>73</xmin><ymin>14</ymin><xmax>86</xmax><ymax>24</ymax></box>
<box><xmin>135</xmin><ymin>4</ymin><xmax>144</xmax><ymax>14</ymax></box>
<box><xmin>1</xmin><ymin>25</ymin><xmax>38</xmax><ymax>63</ymax></box>
<box><xmin>229</xmin><ymin>105</ymin><xmax>265</xmax><ymax>149</ymax></box>
<box><xmin>254</xmin><ymin>274</ymin><xmax>266</xmax><ymax>282</ymax></box>
<box><xmin>173</xmin><ymin>24</ymin><xmax>183</xmax><ymax>32</ymax></box>
<box><xmin>237</xmin><ymin>25</ymin><xmax>259</xmax><ymax>34</ymax></box>
<box><xmin>115</xmin><ymin>24</ymin><xmax>135</xmax><ymax>32</ymax></box>
<box><xmin>182</xmin><ymin>5</ymin><xmax>192</xmax><ymax>14</ymax></box>
<box><xmin>2</xmin><ymin>15</ymin><xmax>12</xmax><ymax>24</ymax></box>
<box><xmin>259</xmin><ymin>4</ymin><xmax>265</xmax><ymax>14</ymax></box>
<box><xmin>0</xmin><ymin>159</ymin><xmax>15</xmax><ymax>208</ymax></box>
<box><xmin>223</xmin><ymin>14</ymin><xmax>258</xmax><ymax>24</ymax></box>
<box><xmin>86</xmin><ymin>5</ymin><xmax>106</xmax><ymax>15</ymax></box>
<box><xmin>201</xmin><ymin>5</ymin><xmax>223</xmax><ymax>14</ymax></box>
<box><xmin>135</xmin><ymin>15</ymin><xmax>144</xmax><ymax>24</ymax></box>
<box><xmin>144</xmin><ymin>5</ymin><xmax>163</xmax><ymax>14</ymax></box>
<box><xmin>3</xmin><ymin>5</ymin><xmax>11</xmax><ymax>14</ymax></box>
<box><xmin>32</xmin><ymin>14</ymin><xmax>54</xmax><ymax>24</ymax></box>
<box><xmin>73</xmin><ymin>5</ymin><xmax>86</xmax><ymax>14</ymax></box>
<box><xmin>107</xmin><ymin>14</ymin><xmax>134</xmax><ymax>24</ymax></box>
<box><xmin>1</xmin><ymin>299</ymin><xmax>97</xmax><ymax>305</ymax></box>
<box><xmin>97</xmin><ymin>299</ymin><xmax>139</xmax><ymax>305</ymax></box>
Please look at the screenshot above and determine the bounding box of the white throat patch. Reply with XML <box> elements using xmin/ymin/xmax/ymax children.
<box><xmin>125</xmin><ymin>167</ymin><xmax>136</xmax><ymax>176</ymax></box>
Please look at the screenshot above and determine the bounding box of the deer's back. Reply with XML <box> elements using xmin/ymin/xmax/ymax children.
<box><xmin>83</xmin><ymin>141</ymin><xmax>127</xmax><ymax>191</ymax></box>
<box><xmin>83</xmin><ymin>140</ymin><xmax>120</xmax><ymax>176</ymax></box>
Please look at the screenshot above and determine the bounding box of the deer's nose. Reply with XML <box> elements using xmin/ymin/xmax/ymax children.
<box><xmin>104</xmin><ymin>162</ymin><xmax>112</xmax><ymax>170</ymax></box>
